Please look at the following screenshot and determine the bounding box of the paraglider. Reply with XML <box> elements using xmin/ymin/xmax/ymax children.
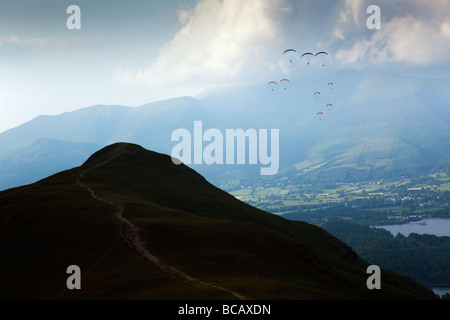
<box><xmin>326</xmin><ymin>104</ymin><xmax>333</xmax><ymax>111</ymax></box>
<box><xmin>283</xmin><ymin>49</ymin><xmax>297</xmax><ymax>63</ymax></box>
<box><xmin>301</xmin><ymin>52</ymin><xmax>314</xmax><ymax>65</ymax></box>
<box><xmin>316</xmin><ymin>112</ymin><xmax>324</xmax><ymax>120</ymax></box>
<box><xmin>280</xmin><ymin>79</ymin><xmax>290</xmax><ymax>90</ymax></box>
<box><xmin>267</xmin><ymin>81</ymin><xmax>278</xmax><ymax>91</ymax></box>
<box><xmin>313</xmin><ymin>91</ymin><xmax>321</xmax><ymax>108</ymax></box>
<box><xmin>327</xmin><ymin>82</ymin><xmax>334</xmax><ymax>94</ymax></box>
<box><xmin>326</xmin><ymin>83</ymin><xmax>334</xmax><ymax>105</ymax></box>
<box><xmin>283</xmin><ymin>49</ymin><xmax>296</xmax><ymax>54</ymax></box>
<box><xmin>315</xmin><ymin>51</ymin><xmax>329</xmax><ymax>67</ymax></box>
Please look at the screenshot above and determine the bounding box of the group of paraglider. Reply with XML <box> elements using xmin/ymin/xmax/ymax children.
<box><xmin>282</xmin><ymin>49</ymin><xmax>329</xmax><ymax>67</ymax></box>
<box><xmin>267</xmin><ymin>78</ymin><xmax>290</xmax><ymax>91</ymax></box>
<box><xmin>313</xmin><ymin>82</ymin><xmax>334</xmax><ymax>120</ymax></box>
<box><xmin>267</xmin><ymin>49</ymin><xmax>335</xmax><ymax>121</ymax></box>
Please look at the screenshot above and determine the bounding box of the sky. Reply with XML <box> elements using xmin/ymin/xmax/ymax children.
<box><xmin>0</xmin><ymin>0</ymin><xmax>449</xmax><ymax>133</ymax></box>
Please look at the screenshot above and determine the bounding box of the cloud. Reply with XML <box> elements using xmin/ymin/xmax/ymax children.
<box><xmin>0</xmin><ymin>35</ymin><xmax>19</xmax><ymax>45</ymax></box>
<box><xmin>114</xmin><ymin>0</ymin><xmax>450</xmax><ymax>97</ymax></box>
<box><xmin>331</xmin><ymin>0</ymin><xmax>370</xmax><ymax>43</ymax></box>
<box><xmin>0</xmin><ymin>34</ymin><xmax>114</xmax><ymax>51</ymax></box>
<box><xmin>442</xmin><ymin>21</ymin><xmax>450</xmax><ymax>38</ymax></box>
<box><xmin>114</xmin><ymin>0</ymin><xmax>290</xmax><ymax>95</ymax></box>
<box><xmin>335</xmin><ymin>15</ymin><xmax>450</xmax><ymax>67</ymax></box>
<box><xmin>333</xmin><ymin>0</ymin><xmax>450</xmax><ymax>67</ymax></box>
<box><xmin>343</xmin><ymin>0</ymin><xmax>365</xmax><ymax>26</ymax></box>
<box><xmin>0</xmin><ymin>35</ymin><xmax>69</xmax><ymax>47</ymax></box>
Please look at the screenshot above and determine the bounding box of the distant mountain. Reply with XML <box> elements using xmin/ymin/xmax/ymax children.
<box><xmin>0</xmin><ymin>98</ymin><xmax>207</xmax><ymax>190</ymax></box>
<box><xmin>0</xmin><ymin>104</ymin><xmax>130</xmax><ymax>157</ymax></box>
<box><xmin>0</xmin><ymin>69</ymin><xmax>449</xmax><ymax>190</ymax></box>
<box><xmin>288</xmin><ymin>71</ymin><xmax>450</xmax><ymax>181</ymax></box>
<box><xmin>0</xmin><ymin>143</ymin><xmax>437</xmax><ymax>299</ymax></box>
<box><xmin>0</xmin><ymin>98</ymin><xmax>205</xmax><ymax>159</ymax></box>
<box><xmin>0</xmin><ymin>138</ymin><xmax>99</xmax><ymax>190</ymax></box>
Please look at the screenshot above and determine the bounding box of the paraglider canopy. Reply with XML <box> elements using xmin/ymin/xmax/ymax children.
<box><xmin>267</xmin><ymin>81</ymin><xmax>278</xmax><ymax>91</ymax></box>
<box><xmin>283</xmin><ymin>49</ymin><xmax>297</xmax><ymax>63</ymax></box>
<box><xmin>315</xmin><ymin>52</ymin><xmax>329</xmax><ymax>67</ymax></box>
<box><xmin>283</xmin><ymin>49</ymin><xmax>296</xmax><ymax>54</ymax></box>
<box><xmin>316</xmin><ymin>111</ymin><xmax>324</xmax><ymax>120</ymax></box>
<box><xmin>301</xmin><ymin>52</ymin><xmax>314</xmax><ymax>65</ymax></box>
<box><xmin>280</xmin><ymin>79</ymin><xmax>289</xmax><ymax>90</ymax></box>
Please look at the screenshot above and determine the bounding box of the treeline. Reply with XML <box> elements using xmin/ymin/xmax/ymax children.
<box><xmin>320</xmin><ymin>220</ymin><xmax>450</xmax><ymax>289</ymax></box>
<box><xmin>282</xmin><ymin>202</ymin><xmax>450</xmax><ymax>225</ymax></box>
<box><xmin>282</xmin><ymin>205</ymin><xmax>425</xmax><ymax>226</ymax></box>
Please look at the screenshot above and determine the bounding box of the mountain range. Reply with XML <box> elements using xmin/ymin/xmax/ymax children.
<box><xmin>0</xmin><ymin>69</ymin><xmax>449</xmax><ymax>190</ymax></box>
<box><xmin>0</xmin><ymin>142</ymin><xmax>437</xmax><ymax>299</ymax></box>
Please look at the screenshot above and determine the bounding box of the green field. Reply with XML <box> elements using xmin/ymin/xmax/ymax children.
<box><xmin>228</xmin><ymin>171</ymin><xmax>450</xmax><ymax>218</ymax></box>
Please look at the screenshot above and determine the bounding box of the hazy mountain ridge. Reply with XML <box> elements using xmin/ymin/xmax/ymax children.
<box><xmin>0</xmin><ymin>69</ymin><xmax>449</xmax><ymax>190</ymax></box>
<box><xmin>0</xmin><ymin>138</ymin><xmax>100</xmax><ymax>190</ymax></box>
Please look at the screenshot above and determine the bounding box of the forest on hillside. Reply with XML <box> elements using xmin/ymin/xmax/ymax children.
<box><xmin>321</xmin><ymin>221</ymin><xmax>450</xmax><ymax>289</ymax></box>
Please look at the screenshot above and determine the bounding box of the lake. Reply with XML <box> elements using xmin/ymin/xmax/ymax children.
<box><xmin>373</xmin><ymin>218</ymin><xmax>450</xmax><ymax>298</ymax></box>
<box><xmin>373</xmin><ymin>218</ymin><xmax>450</xmax><ymax>237</ymax></box>
<box><xmin>432</xmin><ymin>287</ymin><xmax>450</xmax><ymax>299</ymax></box>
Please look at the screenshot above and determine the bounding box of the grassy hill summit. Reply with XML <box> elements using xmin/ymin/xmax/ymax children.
<box><xmin>0</xmin><ymin>143</ymin><xmax>437</xmax><ymax>299</ymax></box>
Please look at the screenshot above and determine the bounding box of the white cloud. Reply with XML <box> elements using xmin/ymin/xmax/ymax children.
<box><xmin>334</xmin><ymin>0</ymin><xmax>450</xmax><ymax>67</ymax></box>
<box><xmin>344</xmin><ymin>0</ymin><xmax>365</xmax><ymax>26</ymax></box>
<box><xmin>332</xmin><ymin>0</ymin><xmax>370</xmax><ymax>43</ymax></box>
<box><xmin>114</xmin><ymin>0</ymin><xmax>289</xmax><ymax>96</ymax></box>
<box><xmin>442</xmin><ymin>21</ymin><xmax>450</xmax><ymax>38</ymax></box>
<box><xmin>0</xmin><ymin>35</ymin><xmax>70</xmax><ymax>47</ymax></box>
<box><xmin>0</xmin><ymin>35</ymin><xmax>19</xmax><ymax>45</ymax></box>
<box><xmin>114</xmin><ymin>0</ymin><xmax>450</xmax><ymax>97</ymax></box>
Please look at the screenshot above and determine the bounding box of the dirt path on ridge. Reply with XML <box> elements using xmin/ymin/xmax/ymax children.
<box><xmin>76</xmin><ymin>159</ymin><xmax>247</xmax><ymax>300</ymax></box>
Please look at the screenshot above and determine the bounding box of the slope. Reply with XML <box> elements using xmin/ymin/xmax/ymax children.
<box><xmin>0</xmin><ymin>143</ymin><xmax>437</xmax><ymax>299</ymax></box>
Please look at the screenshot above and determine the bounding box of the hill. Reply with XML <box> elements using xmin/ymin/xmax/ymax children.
<box><xmin>0</xmin><ymin>143</ymin><xmax>437</xmax><ymax>299</ymax></box>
